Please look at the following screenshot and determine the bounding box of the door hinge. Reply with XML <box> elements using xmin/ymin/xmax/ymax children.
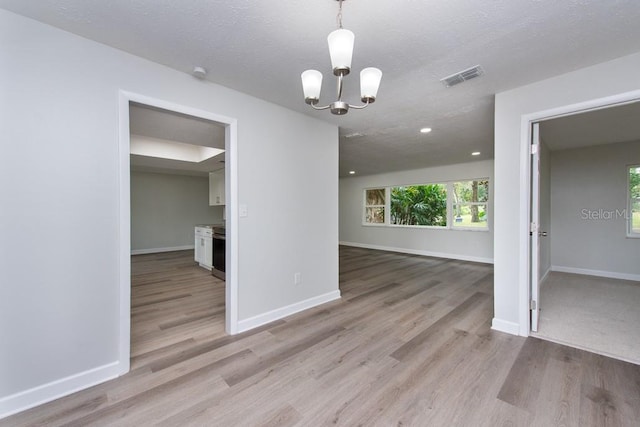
<box><xmin>530</xmin><ymin>300</ymin><xmax>537</xmax><ymax>310</ymax></box>
<box><xmin>531</xmin><ymin>143</ymin><xmax>539</xmax><ymax>155</ymax></box>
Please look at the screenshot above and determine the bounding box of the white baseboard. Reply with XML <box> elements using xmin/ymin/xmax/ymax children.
<box><xmin>131</xmin><ymin>245</ymin><xmax>194</xmax><ymax>255</ymax></box>
<box><xmin>237</xmin><ymin>290</ymin><xmax>342</xmax><ymax>333</ymax></box>
<box><xmin>540</xmin><ymin>266</ymin><xmax>551</xmax><ymax>287</ymax></box>
<box><xmin>339</xmin><ymin>241</ymin><xmax>493</xmax><ymax>264</ymax></box>
<box><xmin>551</xmin><ymin>265</ymin><xmax>640</xmax><ymax>282</ymax></box>
<box><xmin>0</xmin><ymin>361</ymin><xmax>120</xmax><ymax>420</ymax></box>
<box><xmin>491</xmin><ymin>318</ymin><xmax>520</xmax><ymax>336</ymax></box>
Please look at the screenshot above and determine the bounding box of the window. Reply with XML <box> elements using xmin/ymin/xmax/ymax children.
<box><xmin>452</xmin><ymin>180</ymin><xmax>489</xmax><ymax>229</ymax></box>
<box><xmin>364</xmin><ymin>188</ymin><xmax>386</xmax><ymax>224</ymax></box>
<box><xmin>362</xmin><ymin>178</ymin><xmax>490</xmax><ymax>231</ymax></box>
<box><xmin>390</xmin><ymin>184</ymin><xmax>447</xmax><ymax>227</ymax></box>
<box><xmin>629</xmin><ymin>165</ymin><xmax>640</xmax><ymax>236</ymax></box>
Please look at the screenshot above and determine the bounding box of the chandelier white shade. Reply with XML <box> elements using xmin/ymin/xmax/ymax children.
<box><xmin>360</xmin><ymin>67</ymin><xmax>383</xmax><ymax>102</ymax></box>
<box><xmin>301</xmin><ymin>0</ymin><xmax>382</xmax><ymax>115</ymax></box>
<box><xmin>301</xmin><ymin>70</ymin><xmax>323</xmax><ymax>102</ymax></box>
<box><xmin>327</xmin><ymin>29</ymin><xmax>355</xmax><ymax>74</ymax></box>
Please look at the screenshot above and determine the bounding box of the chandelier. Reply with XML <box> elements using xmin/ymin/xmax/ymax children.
<box><xmin>301</xmin><ymin>0</ymin><xmax>382</xmax><ymax>115</ymax></box>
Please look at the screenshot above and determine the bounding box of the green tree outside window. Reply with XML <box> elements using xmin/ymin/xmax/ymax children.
<box><xmin>390</xmin><ymin>184</ymin><xmax>447</xmax><ymax>226</ymax></box>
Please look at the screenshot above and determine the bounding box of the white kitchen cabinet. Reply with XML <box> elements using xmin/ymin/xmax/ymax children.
<box><xmin>209</xmin><ymin>169</ymin><xmax>225</xmax><ymax>206</ymax></box>
<box><xmin>194</xmin><ymin>226</ymin><xmax>213</xmax><ymax>269</ymax></box>
<box><xmin>194</xmin><ymin>232</ymin><xmax>200</xmax><ymax>263</ymax></box>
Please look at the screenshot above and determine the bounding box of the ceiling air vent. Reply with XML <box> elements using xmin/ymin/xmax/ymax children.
<box><xmin>440</xmin><ymin>65</ymin><xmax>484</xmax><ymax>88</ymax></box>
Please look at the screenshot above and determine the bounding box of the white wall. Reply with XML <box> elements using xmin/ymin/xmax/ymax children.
<box><xmin>339</xmin><ymin>160</ymin><xmax>494</xmax><ymax>263</ymax></box>
<box><xmin>0</xmin><ymin>9</ymin><xmax>338</xmax><ymax>417</ymax></box>
<box><xmin>494</xmin><ymin>51</ymin><xmax>640</xmax><ymax>336</ymax></box>
<box><xmin>550</xmin><ymin>140</ymin><xmax>640</xmax><ymax>279</ymax></box>
<box><xmin>130</xmin><ymin>172</ymin><xmax>222</xmax><ymax>253</ymax></box>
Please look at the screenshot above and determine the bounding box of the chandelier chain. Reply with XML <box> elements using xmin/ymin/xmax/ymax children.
<box><xmin>336</xmin><ymin>0</ymin><xmax>343</xmax><ymax>29</ymax></box>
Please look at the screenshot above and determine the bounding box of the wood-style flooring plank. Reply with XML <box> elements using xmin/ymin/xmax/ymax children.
<box><xmin>3</xmin><ymin>247</ymin><xmax>640</xmax><ymax>427</ymax></box>
<box><xmin>63</xmin><ymin>350</ymin><xmax>249</xmax><ymax>426</ymax></box>
<box><xmin>390</xmin><ymin>291</ymin><xmax>490</xmax><ymax>361</ymax></box>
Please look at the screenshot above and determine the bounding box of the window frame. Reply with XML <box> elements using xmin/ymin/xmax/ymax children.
<box><xmin>363</xmin><ymin>187</ymin><xmax>388</xmax><ymax>226</ymax></box>
<box><xmin>450</xmin><ymin>179</ymin><xmax>490</xmax><ymax>231</ymax></box>
<box><xmin>361</xmin><ymin>178</ymin><xmax>490</xmax><ymax>232</ymax></box>
<box><xmin>628</xmin><ymin>164</ymin><xmax>640</xmax><ymax>238</ymax></box>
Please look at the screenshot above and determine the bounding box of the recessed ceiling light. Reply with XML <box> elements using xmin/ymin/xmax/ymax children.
<box><xmin>471</xmin><ymin>151</ymin><xmax>481</xmax><ymax>156</ymax></box>
<box><xmin>420</xmin><ymin>127</ymin><xmax>432</xmax><ymax>134</ymax></box>
<box><xmin>349</xmin><ymin>171</ymin><xmax>356</xmax><ymax>175</ymax></box>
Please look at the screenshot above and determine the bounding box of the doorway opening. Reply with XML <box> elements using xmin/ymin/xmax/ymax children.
<box><xmin>129</xmin><ymin>102</ymin><xmax>226</xmax><ymax>365</ymax></box>
<box><xmin>118</xmin><ymin>92</ymin><xmax>238</xmax><ymax>375</ymax></box>
<box><xmin>528</xmin><ymin>100</ymin><xmax>640</xmax><ymax>364</ymax></box>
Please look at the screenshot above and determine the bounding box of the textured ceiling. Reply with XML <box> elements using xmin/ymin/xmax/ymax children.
<box><xmin>129</xmin><ymin>103</ymin><xmax>226</xmax><ymax>176</ymax></box>
<box><xmin>130</xmin><ymin>103</ymin><xmax>226</xmax><ymax>149</ymax></box>
<box><xmin>2</xmin><ymin>0</ymin><xmax>640</xmax><ymax>176</ymax></box>
<box><xmin>540</xmin><ymin>101</ymin><xmax>640</xmax><ymax>152</ymax></box>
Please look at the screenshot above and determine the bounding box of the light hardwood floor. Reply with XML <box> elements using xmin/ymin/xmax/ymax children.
<box><xmin>3</xmin><ymin>247</ymin><xmax>639</xmax><ymax>426</ymax></box>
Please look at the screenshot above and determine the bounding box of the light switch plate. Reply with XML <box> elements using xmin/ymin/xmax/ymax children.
<box><xmin>239</xmin><ymin>204</ymin><xmax>248</xmax><ymax>217</ymax></box>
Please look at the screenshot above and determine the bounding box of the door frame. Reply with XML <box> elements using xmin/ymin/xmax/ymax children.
<box><xmin>117</xmin><ymin>91</ymin><xmax>239</xmax><ymax>375</ymax></box>
<box><xmin>518</xmin><ymin>89</ymin><xmax>640</xmax><ymax>337</ymax></box>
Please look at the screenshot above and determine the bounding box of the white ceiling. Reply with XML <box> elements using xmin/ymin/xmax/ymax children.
<box><xmin>129</xmin><ymin>103</ymin><xmax>226</xmax><ymax>176</ymax></box>
<box><xmin>540</xmin><ymin>101</ymin><xmax>640</xmax><ymax>151</ymax></box>
<box><xmin>130</xmin><ymin>103</ymin><xmax>226</xmax><ymax>149</ymax></box>
<box><xmin>3</xmin><ymin>0</ymin><xmax>640</xmax><ymax>176</ymax></box>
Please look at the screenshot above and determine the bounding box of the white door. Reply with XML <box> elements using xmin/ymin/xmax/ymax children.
<box><xmin>530</xmin><ymin>123</ymin><xmax>541</xmax><ymax>332</ymax></box>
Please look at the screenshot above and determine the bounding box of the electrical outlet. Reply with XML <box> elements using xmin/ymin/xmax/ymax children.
<box><xmin>294</xmin><ymin>272</ymin><xmax>301</xmax><ymax>285</ymax></box>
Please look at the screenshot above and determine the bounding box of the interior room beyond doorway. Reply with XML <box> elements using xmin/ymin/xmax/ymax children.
<box><xmin>536</xmin><ymin>272</ymin><xmax>640</xmax><ymax>364</ymax></box>
<box><xmin>531</xmin><ymin>101</ymin><xmax>640</xmax><ymax>364</ymax></box>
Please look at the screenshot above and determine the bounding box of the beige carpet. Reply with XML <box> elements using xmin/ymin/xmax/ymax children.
<box><xmin>533</xmin><ymin>271</ymin><xmax>640</xmax><ymax>365</ymax></box>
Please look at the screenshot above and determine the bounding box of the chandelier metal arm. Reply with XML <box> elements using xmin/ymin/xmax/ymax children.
<box><xmin>346</xmin><ymin>100</ymin><xmax>371</xmax><ymax>110</ymax></box>
<box><xmin>308</xmin><ymin>99</ymin><xmax>371</xmax><ymax>116</ymax></box>
<box><xmin>336</xmin><ymin>73</ymin><xmax>344</xmax><ymax>101</ymax></box>
<box><xmin>309</xmin><ymin>103</ymin><xmax>332</xmax><ymax>111</ymax></box>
